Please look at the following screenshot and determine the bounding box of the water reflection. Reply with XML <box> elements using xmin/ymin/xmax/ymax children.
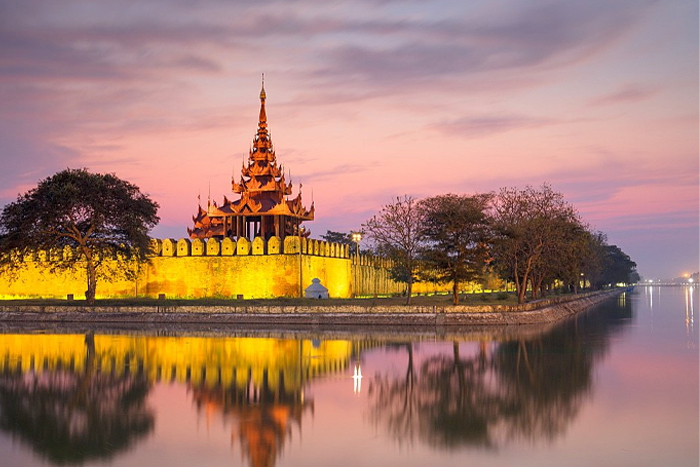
<box><xmin>368</xmin><ymin>294</ymin><xmax>632</xmax><ymax>450</ymax></box>
<box><xmin>0</xmin><ymin>295</ymin><xmax>635</xmax><ymax>466</ymax></box>
<box><xmin>0</xmin><ymin>332</ymin><xmax>154</xmax><ymax>464</ymax></box>
<box><xmin>185</xmin><ymin>339</ymin><xmax>350</xmax><ymax>467</ymax></box>
<box><xmin>190</xmin><ymin>372</ymin><xmax>311</xmax><ymax>467</ymax></box>
<box><xmin>0</xmin><ymin>334</ymin><xmax>355</xmax><ymax>467</ymax></box>
<box><xmin>686</xmin><ymin>286</ymin><xmax>696</xmax><ymax>348</ymax></box>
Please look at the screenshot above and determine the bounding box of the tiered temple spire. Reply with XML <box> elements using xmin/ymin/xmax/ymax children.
<box><xmin>188</xmin><ymin>79</ymin><xmax>314</xmax><ymax>240</ymax></box>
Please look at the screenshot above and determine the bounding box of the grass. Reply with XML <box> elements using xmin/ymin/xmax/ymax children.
<box><xmin>0</xmin><ymin>291</ymin><xmax>530</xmax><ymax>307</ymax></box>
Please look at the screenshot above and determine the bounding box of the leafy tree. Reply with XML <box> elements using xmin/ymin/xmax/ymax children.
<box><xmin>528</xmin><ymin>212</ymin><xmax>588</xmax><ymax>298</ymax></box>
<box><xmin>320</xmin><ymin>230</ymin><xmax>357</xmax><ymax>255</ymax></box>
<box><xmin>552</xmin><ymin>226</ymin><xmax>597</xmax><ymax>294</ymax></box>
<box><xmin>568</xmin><ymin>230</ymin><xmax>613</xmax><ymax>292</ymax></box>
<box><xmin>363</xmin><ymin>195</ymin><xmax>424</xmax><ymax>304</ymax></box>
<box><xmin>0</xmin><ymin>168</ymin><xmax>159</xmax><ymax>303</ymax></box>
<box><xmin>596</xmin><ymin>244</ymin><xmax>639</xmax><ymax>287</ymax></box>
<box><xmin>419</xmin><ymin>193</ymin><xmax>492</xmax><ymax>305</ymax></box>
<box><xmin>490</xmin><ymin>184</ymin><xmax>579</xmax><ymax>304</ymax></box>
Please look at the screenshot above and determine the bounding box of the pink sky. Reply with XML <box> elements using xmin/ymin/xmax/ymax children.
<box><xmin>0</xmin><ymin>0</ymin><xmax>697</xmax><ymax>279</ymax></box>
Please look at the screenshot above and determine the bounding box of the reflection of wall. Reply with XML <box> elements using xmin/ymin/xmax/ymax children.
<box><xmin>0</xmin><ymin>334</ymin><xmax>354</xmax><ymax>393</ymax></box>
<box><xmin>0</xmin><ymin>237</ymin><xmax>453</xmax><ymax>299</ymax></box>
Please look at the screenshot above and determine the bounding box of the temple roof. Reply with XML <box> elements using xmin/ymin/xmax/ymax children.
<box><xmin>188</xmin><ymin>77</ymin><xmax>314</xmax><ymax>239</ymax></box>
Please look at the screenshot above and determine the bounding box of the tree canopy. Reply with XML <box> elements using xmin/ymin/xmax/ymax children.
<box><xmin>491</xmin><ymin>185</ymin><xmax>584</xmax><ymax>303</ymax></box>
<box><xmin>363</xmin><ymin>184</ymin><xmax>638</xmax><ymax>304</ymax></box>
<box><xmin>320</xmin><ymin>230</ymin><xmax>357</xmax><ymax>255</ymax></box>
<box><xmin>0</xmin><ymin>168</ymin><xmax>159</xmax><ymax>303</ymax></box>
<box><xmin>419</xmin><ymin>193</ymin><xmax>492</xmax><ymax>304</ymax></box>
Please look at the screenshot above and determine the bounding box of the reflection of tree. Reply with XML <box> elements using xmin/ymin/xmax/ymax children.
<box><xmin>0</xmin><ymin>333</ymin><xmax>154</xmax><ymax>464</ymax></box>
<box><xmin>369</xmin><ymin>297</ymin><xmax>632</xmax><ymax>450</ymax></box>
<box><xmin>367</xmin><ymin>343</ymin><xmax>416</xmax><ymax>445</ymax></box>
<box><xmin>191</xmin><ymin>372</ymin><xmax>312</xmax><ymax>467</ymax></box>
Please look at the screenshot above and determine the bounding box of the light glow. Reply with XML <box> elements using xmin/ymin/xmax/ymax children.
<box><xmin>352</xmin><ymin>364</ymin><xmax>363</xmax><ymax>395</ymax></box>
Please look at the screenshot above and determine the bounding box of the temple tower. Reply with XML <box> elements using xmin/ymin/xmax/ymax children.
<box><xmin>188</xmin><ymin>79</ymin><xmax>314</xmax><ymax>241</ymax></box>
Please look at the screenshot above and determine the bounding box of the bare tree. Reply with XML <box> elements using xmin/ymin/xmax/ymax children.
<box><xmin>362</xmin><ymin>195</ymin><xmax>424</xmax><ymax>304</ymax></box>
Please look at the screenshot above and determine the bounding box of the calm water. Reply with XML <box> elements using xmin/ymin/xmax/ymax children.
<box><xmin>0</xmin><ymin>287</ymin><xmax>697</xmax><ymax>467</ymax></box>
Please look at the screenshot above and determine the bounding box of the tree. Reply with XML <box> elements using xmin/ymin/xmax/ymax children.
<box><xmin>320</xmin><ymin>230</ymin><xmax>357</xmax><ymax>255</ymax></box>
<box><xmin>597</xmin><ymin>244</ymin><xmax>639</xmax><ymax>287</ymax></box>
<box><xmin>553</xmin><ymin>226</ymin><xmax>598</xmax><ymax>294</ymax></box>
<box><xmin>528</xmin><ymin>212</ymin><xmax>588</xmax><ymax>298</ymax></box>
<box><xmin>419</xmin><ymin>193</ymin><xmax>492</xmax><ymax>305</ymax></box>
<box><xmin>490</xmin><ymin>184</ymin><xmax>579</xmax><ymax>304</ymax></box>
<box><xmin>0</xmin><ymin>168</ymin><xmax>159</xmax><ymax>303</ymax></box>
<box><xmin>362</xmin><ymin>196</ymin><xmax>424</xmax><ymax>304</ymax></box>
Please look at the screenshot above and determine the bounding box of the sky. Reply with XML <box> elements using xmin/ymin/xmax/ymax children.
<box><xmin>0</xmin><ymin>0</ymin><xmax>697</xmax><ymax>280</ymax></box>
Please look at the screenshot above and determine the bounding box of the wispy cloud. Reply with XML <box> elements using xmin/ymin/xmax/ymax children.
<box><xmin>430</xmin><ymin>114</ymin><xmax>560</xmax><ymax>138</ymax></box>
<box><xmin>311</xmin><ymin>1</ymin><xmax>651</xmax><ymax>90</ymax></box>
<box><xmin>298</xmin><ymin>163</ymin><xmax>368</xmax><ymax>183</ymax></box>
<box><xmin>588</xmin><ymin>83</ymin><xmax>660</xmax><ymax>107</ymax></box>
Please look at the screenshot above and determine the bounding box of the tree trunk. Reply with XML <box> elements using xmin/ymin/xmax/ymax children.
<box><xmin>85</xmin><ymin>257</ymin><xmax>97</xmax><ymax>305</ymax></box>
<box><xmin>452</xmin><ymin>278</ymin><xmax>460</xmax><ymax>305</ymax></box>
<box><xmin>518</xmin><ymin>274</ymin><xmax>529</xmax><ymax>304</ymax></box>
<box><xmin>405</xmin><ymin>276</ymin><xmax>413</xmax><ymax>305</ymax></box>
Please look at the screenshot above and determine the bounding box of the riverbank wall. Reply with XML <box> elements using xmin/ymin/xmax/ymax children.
<box><xmin>0</xmin><ymin>289</ymin><xmax>623</xmax><ymax>327</ymax></box>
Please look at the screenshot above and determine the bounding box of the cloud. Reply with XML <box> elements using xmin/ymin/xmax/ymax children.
<box><xmin>430</xmin><ymin>114</ymin><xmax>560</xmax><ymax>138</ymax></box>
<box><xmin>588</xmin><ymin>83</ymin><xmax>660</xmax><ymax>107</ymax></box>
<box><xmin>310</xmin><ymin>1</ymin><xmax>651</xmax><ymax>91</ymax></box>
<box><xmin>297</xmin><ymin>163</ymin><xmax>368</xmax><ymax>183</ymax></box>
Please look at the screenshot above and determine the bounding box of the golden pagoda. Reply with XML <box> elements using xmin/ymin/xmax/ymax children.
<box><xmin>188</xmin><ymin>79</ymin><xmax>314</xmax><ymax>240</ymax></box>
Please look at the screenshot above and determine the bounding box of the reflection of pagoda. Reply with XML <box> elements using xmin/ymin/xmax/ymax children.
<box><xmin>188</xmin><ymin>78</ymin><xmax>314</xmax><ymax>240</ymax></box>
<box><xmin>191</xmin><ymin>380</ymin><xmax>311</xmax><ymax>467</ymax></box>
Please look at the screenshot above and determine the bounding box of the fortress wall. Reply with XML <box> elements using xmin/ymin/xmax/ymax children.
<box><xmin>0</xmin><ymin>259</ymin><xmax>138</xmax><ymax>299</ymax></box>
<box><xmin>0</xmin><ymin>237</ymin><xmax>466</xmax><ymax>300</ymax></box>
<box><xmin>0</xmin><ymin>237</ymin><xmax>369</xmax><ymax>299</ymax></box>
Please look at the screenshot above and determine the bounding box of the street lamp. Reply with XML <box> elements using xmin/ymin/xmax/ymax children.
<box><xmin>352</xmin><ymin>232</ymin><xmax>362</xmax><ymax>298</ymax></box>
<box><xmin>352</xmin><ymin>232</ymin><xmax>362</xmax><ymax>259</ymax></box>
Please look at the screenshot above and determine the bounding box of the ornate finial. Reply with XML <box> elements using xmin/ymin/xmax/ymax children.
<box><xmin>258</xmin><ymin>73</ymin><xmax>267</xmax><ymax>127</ymax></box>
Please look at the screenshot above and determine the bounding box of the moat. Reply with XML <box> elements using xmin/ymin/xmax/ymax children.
<box><xmin>0</xmin><ymin>287</ymin><xmax>697</xmax><ymax>467</ymax></box>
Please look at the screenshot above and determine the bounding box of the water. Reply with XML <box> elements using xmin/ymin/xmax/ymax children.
<box><xmin>0</xmin><ymin>287</ymin><xmax>697</xmax><ymax>467</ymax></box>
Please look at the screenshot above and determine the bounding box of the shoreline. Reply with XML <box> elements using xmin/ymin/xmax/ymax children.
<box><xmin>0</xmin><ymin>289</ymin><xmax>623</xmax><ymax>328</ymax></box>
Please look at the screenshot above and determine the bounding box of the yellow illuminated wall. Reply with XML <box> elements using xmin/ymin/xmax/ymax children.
<box><xmin>0</xmin><ymin>236</ymin><xmax>453</xmax><ymax>299</ymax></box>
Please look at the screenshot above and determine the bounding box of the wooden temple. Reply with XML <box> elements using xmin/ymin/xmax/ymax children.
<box><xmin>188</xmin><ymin>80</ymin><xmax>314</xmax><ymax>241</ymax></box>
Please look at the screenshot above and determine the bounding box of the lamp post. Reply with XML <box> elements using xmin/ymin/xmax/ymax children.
<box><xmin>352</xmin><ymin>232</ymin><xmax>362</xmax><ymax>298</ymax></box>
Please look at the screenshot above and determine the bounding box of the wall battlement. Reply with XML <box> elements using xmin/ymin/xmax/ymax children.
<box><xmin>150</xmin><ymin>236</ymin><xmax>351</xmax><ymax>259</ymax></box>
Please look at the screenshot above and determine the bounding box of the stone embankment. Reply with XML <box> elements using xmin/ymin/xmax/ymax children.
<box><xmin>0</xmin><ymin>289</ymin><xmax>623</xmax><ymax>327</ymax></box>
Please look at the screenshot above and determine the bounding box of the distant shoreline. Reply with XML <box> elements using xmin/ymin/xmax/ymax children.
<box><xmin>0</xmin><ymin>289</ymin><xmax>622</xmax><ymax>328</ymax></box>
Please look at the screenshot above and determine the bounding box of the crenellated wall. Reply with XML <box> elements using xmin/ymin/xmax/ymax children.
<box><xmin>0</xmin><ymin>236</ymin><xmax>449</xmax><ymax>300</ymax></box>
